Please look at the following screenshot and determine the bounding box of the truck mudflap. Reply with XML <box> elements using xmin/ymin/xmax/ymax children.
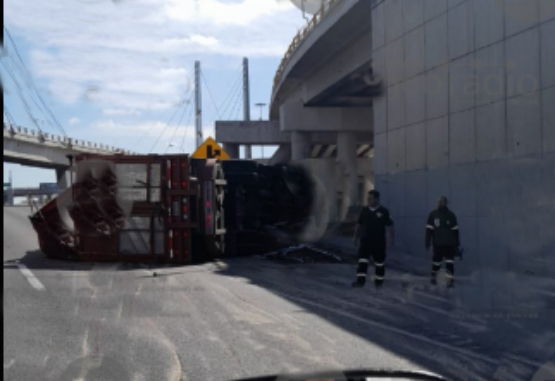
<box><xmin>29</xmin><ymin>187</ymin><xmax>78</xmax><ymax>260</ymax></box>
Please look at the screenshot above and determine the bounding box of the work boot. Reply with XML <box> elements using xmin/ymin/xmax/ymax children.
<box><xmin>351</xmin><ymin>281</ymin><xmax>365</xmax><ymax>288</ymax></box>
<box><xmin>447</xmin><ymin>281</ymin><xmax>454</xmax><ymax>289</ymax></box>
<box><xmin>374</xmin><ymin>280</ymin><xmax>384</xmax><ymax>289</ymax></box>
<box><xmin>431</xmin><ymin>277</ymin><xmax>437</xmax><ymax>285</ymax></box>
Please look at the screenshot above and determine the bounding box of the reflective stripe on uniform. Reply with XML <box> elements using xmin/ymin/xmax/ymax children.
<box><xmin>433</xmin><ymin>262</ymin><xmax>442</xmax><ymax>266</ymax></box>
<box><xmin>375</xmin><ymin>276</ymin><xmax>384</xmax><ymax>280</ymax></box>
<box><xmin>445</xmin><ymin>260</ymin><xmax>454</xmax><ymax>264</ymax></box>
<box><xmin>426</xmin><ymin>225</ymin><xmax>435</xmax><ymax>230</ymax></box>
<box><xmin>358</xmin><ymin>258</ymin><xmax>369</xmax><ymax>263</ymax></box>
<box><xmin>374</xmin><ymin>262</ymin><xmax>385</xmax><ymax>267</ymax></box>
<box><xmin>452</xmin><ymin>226</ymin><xmax>459</xmax><ymax>230</ymax></box>
<box><xmin>357</xmin><ymin>273</ymin><xmax>367</xmax><ymax>277</ymax></box>
<box><xmin>446</xmin><ymin>273</ymin><xmax>453</xmax><ymax>278</ymax></box>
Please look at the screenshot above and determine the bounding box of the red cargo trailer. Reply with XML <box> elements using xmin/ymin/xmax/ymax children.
<box><xmin>29</xmin><ymin>154</ymin><xmax>226</xmax><ymax>264</ymax></box>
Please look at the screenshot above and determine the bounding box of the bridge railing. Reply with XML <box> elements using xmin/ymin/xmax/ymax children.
<box><xmin>272</xmin><ymin>0</ymin><xmax>342</xmax><ymax>96</ymax></box>
<box><xmin>3</xmin><ymin>122</ymin><xmax>136</xmax><ymax>155</ymax></box>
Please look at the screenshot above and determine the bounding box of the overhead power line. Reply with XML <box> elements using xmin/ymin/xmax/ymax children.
<box><xmin>201</xmin><ymin>61</ymin><xmax>244</xmax><ymax>125</ymax></box>
<box><xmin>5</xmin><ymin>57</ymin><xmax>59</xmax><ymax>131</ymax></box>
<box><xmin>231</xmin><ymin>86</ymin><xmax>243</xmax><ymax>121</ymax></box>
<box><xmin>4</xmin><ymin>27</ymin><xmax>30</xmax><ymax>73</ymax></box>
<box><xmin>228</xmin><ymin>79</ymin><xmax>244</xmax><ymax>121</ymax></box>
<box><xmin>4</xmin><ymin>26</ymin><xmax>67</xmax><ymax>136</ymax></box>
<box><xmin>179</xmin><ymin>102</ymin><xmax>196</xmax><ymax>153</ymax></box>
<box><xmin>4</xmin><ymin>104</ymin><xmax>17</xmax><ymax>127</ymax></box>
<box><xmin>224</xmin><ymin>74</ymin><xmax>243</xmax><ymax>118</ymax></box>
<box><xmin>1</xmin><ymin>61</ymin><xmax>44</xmax><ymax>132</ymax></box>
<box><xmin>165</xmin><ymin>93</ymin><xmax>194</xmax><ymax>154</ymax></box>
<box><xmin>221</xmin><ymin>61</ymin><xmax>244</xmax><ymax>99</ymax></box>
<box><xmin>221</xmin><ymin>74</ymin><xmax>243</xmax><ymax>120</ymax></box>
<box><xmin>129</xmin><ymin>100</ymin><xmax>180</xmax><ymax>152</ymax></box>
<box><xmin>217</xmin><ymin>70</ymin><xmax>242</xmax><ymax>120</ymax></box>
<box><xmin>201</xmin><ymin>72</ymin><xmax>222</xmax><ymax>120</ymax></box>
<box><xmin>148</xmin><ymin>98</ymin><xmax>189</xmax><ymax>153</ymax></box>
<box><xmin>165</xmin><ymin>101</ymin><xmax>190</xmax><ymax>153</ymax></box>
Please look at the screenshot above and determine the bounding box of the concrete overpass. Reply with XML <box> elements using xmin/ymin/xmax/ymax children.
<box><xmin>218</xmin><ymin>0</ymin><xmax>555</xmax><ymax>278</ymax></box>
<box><xmin>216</xmin><ymin>120</ymin><xmax>373</xmax><ymax>159</ymax></box>
<box><xmin>4</xmin><ymin>123</ymin><xmax>133</xmax><ymax>188</ymax></box>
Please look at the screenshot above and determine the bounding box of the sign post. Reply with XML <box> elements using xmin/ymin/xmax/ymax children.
<box><xmin>191</xmin><ymin>137</ymin><xmax>230</xmax><ymax>160</ymax></box>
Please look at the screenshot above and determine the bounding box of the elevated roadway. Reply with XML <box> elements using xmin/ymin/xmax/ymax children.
<box><xmin>4</xmin><ymin>123</ymin><xmax>133</xmax><ymax>189</ymax></box>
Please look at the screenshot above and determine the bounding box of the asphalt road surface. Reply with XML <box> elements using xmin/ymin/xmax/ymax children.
<box><xmin>4</xmin><ymin>206</ymin><xmax>555</xmax><ymax>381</ymax></box>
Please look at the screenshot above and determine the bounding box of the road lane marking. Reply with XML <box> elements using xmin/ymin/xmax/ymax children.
<box><xmin>16</xmin><ymin>263</ymin><xmax>46</xmax><ymax>291</ymax></box>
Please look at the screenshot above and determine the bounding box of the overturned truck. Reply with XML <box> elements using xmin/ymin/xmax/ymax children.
<box><xmin>29</xmin><ymin>153</ymin><xmax>314</xmax><ymax>264</ymax></box>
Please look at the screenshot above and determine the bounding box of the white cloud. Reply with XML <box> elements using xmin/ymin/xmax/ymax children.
<box><xmin>94</xmin><ymin>119</ymin><xmax>195</xmax><ymax>138</ymax></box>
<box><xmin>164</xmin><ymin>0</ymin><xmax>292</xmax><ymax>25</ymax></box>
<box><xmin>68</xmin><ymin>117</ymin><xmax>80</xmax><ymax>125</ymax></box>
<box><xmin>103</xmin><ymin>108</ymin><xmax>142</xmax><ymax>116</ymax></box>
<box><xmin>4</xmin><ymin>0</ymin><xmax>304</xmax><ymax>111</ymax></box>
<box><xmin>189</xmin><ymin>35</ymin><xmax>219</xmax><ymax>47</ymax></box>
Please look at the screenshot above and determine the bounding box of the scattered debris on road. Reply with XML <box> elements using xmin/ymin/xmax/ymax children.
<box><xmin>261</xmin><ymin>245</ymin><xmax>343</xmax><ymax>264</ymax></box>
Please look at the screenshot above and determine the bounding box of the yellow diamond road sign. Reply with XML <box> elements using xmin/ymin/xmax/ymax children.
<box><xmin>191</xmin><ymin>137</ymin><xmax>230</xmax><ymax>160</ymax></box>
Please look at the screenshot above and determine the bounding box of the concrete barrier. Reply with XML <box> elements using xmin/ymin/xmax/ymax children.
<box><xmin>3</xmin><ymin>123</ymin><xmax>134</xmax><ymax>155</ymax></box>
<box><xmin>273</xmin><ymin>0</ymin><xmax>342</xmax><ymax>91</ymax></box>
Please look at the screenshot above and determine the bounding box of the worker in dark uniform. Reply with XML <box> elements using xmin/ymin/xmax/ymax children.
<box><xmin>352</xmin><ymin>190</ymin><xmax>395</xmax><ymax>288</ymax></box>
<box><xmin>426</xmin><ymin>196</ymin><xmax>460</xmax><ymax>287</ymax></box>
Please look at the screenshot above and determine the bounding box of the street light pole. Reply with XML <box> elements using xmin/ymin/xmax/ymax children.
<box><xmin>243</xmin><ymin>58</ymin><xmax>252</xmax><ymax>159</ymax></box>
<box><xmin>255</xmin><ymin>103</ymin><xmax>266</xmax><ymax>121</ymax></box>
<box><xmin>255</xmin><ymin>103</ymin><xmax>267</xmax><ymax>159</ymax></box>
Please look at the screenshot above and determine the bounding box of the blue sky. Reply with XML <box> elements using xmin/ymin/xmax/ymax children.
<box><xmin>3</xmin><ymin>0</ymin><xmax>306</xmax><ymax>187</ymax></box>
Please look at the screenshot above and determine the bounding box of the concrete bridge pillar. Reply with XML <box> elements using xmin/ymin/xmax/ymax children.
<box><xmin>222</xmin><ymin>143</ymin><xmax>240</xmax><ymax>159</ymax></box>
<box><xmin>337</xmin><ymin>131</ymin><xmax>358</xmax><ymax>212</ymax></box>
<box><xmin>56</xmin><ymin>168</ymin><xmax>71</xmax><ymax>191</ymax></box>
<box><xmin>291</xmin><ymin>131</ymin><xmax>311</xmax><ymax>161</ymax></box>
<box><xmin>268</xmin><ymin>144</ymin><xmax>291</xmax><ymax>165</ymax></box>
